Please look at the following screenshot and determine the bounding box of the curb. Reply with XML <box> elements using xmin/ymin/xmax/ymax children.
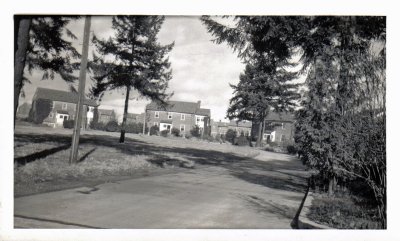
<box><xmin>297</xmin><ymin>192</ymin><xmax>334</xmax><ymax>229</ymax></box>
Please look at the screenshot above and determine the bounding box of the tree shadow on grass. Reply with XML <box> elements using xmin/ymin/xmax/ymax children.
<box><xmin>14</xmin><ymin>132</ymin><xmax>309</xmax><ymax>195</ymax></box>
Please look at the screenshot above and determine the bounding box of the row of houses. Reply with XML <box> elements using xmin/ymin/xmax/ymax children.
<box><xmin>17</xmin><ymin>87</ymin><xmax>295</xmax><ymax>143</ymax></box>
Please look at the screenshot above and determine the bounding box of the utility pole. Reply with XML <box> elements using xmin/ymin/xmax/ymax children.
<box><xmin>69</xmin><ymin>16</ymin><xmax>91</xmax><ymax>164</ymax></box>
<box><xmin>142</xmin><ymin>108</ymin><xmax>146</xmax><ymax>135</ymax></box>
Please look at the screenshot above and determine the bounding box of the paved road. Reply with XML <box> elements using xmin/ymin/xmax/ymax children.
<box><xmin>15</xmin><ymin>150</ymin><xmax>309</xmax><ymax>229</ymax></box>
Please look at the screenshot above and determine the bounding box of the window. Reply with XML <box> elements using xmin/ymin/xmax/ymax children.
<box><xmin>181</xmin><ymin>114</ymin><xmax>185</xmax><ymax>120</ymax></box>
<box><xmin>281</xmin><ymin>134</ymin><xmax>286</xmax><ymax>142</ymax></box>
<box><xmin>163</xmin><ymin>124</ymin><xmax>167</xmax><ymax>128</ymax></box>
<box><xmin>62</xmin><ymin>103</ymin><xmax>68</xmax><ymax>110</ymax></box>
<box><xmin>196</xmin><ymin>117</ymin><xmax>200</xmax><ymax>122</ymax></box>
<box><xmin>168</xmin><ymin>112</ymin><xmax>172</xmax><ymax>119</ymax></box>
<box><xmin>155</xmin><ymin>111</ymin><xmax>159</xmax><ymax>118</ymax></box>
<box><xmin>282</xmin><ymin>123</ymin><xmax>285</xmax><ymax>129</ymax></box>
<box><xmin>49</xmin><ymin>112</ymin><xmax>53</xmax><ymax>118</ymax></box>
<box><xmin>180</xmin><ymin>124</ymin><xmax>185</xmax><ymax>132</ymax></box>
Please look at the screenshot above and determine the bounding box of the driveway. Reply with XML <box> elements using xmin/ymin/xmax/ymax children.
<box><xmin>14</xmin><ymin>150</ymin><xmax>309</xmax><ymax>229</ymax></box>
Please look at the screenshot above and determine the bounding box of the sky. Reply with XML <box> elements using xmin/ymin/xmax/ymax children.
<box><xmin>19</xmin><ymin>16</ymin><xmax>245</xmax><ymax>122</ymax></box>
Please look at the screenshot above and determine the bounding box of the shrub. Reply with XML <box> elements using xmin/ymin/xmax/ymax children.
<box><xmin>171</xmin><ymin>127</ymin><xmax>180</xmax><ymax>137</ymax></box>
<box><xmin>225</xmin><ymin>129</ymin><xmax>237</xmax><ymax>144</ymax></box>
<box><xmin>63</xmin><ymin>119</ymin><xmax>75</xmax><ymax>129</ymax></box>
<box><xmin>160</xmin><ymin>129</ymin><xmax>169</xmax><ymax>137</ymax></box>
<box><xmin>287</xmin><ymin>145</ymin><xmax>298</xmax><ymax>155</ymax></box>
<box><xmin>150</xmin><ymin>125</ymin><xmax>159</xmax><ymax>136</ymax></box>
<box><xmin>190</xmin><ymin>125</ymin><xmax>201</xmax><ymax>138</ymax></box>
<box><xmin>29</xmin><ymin>99</ymin><xmax>52</xmax><ymax>124</ymax></box>
<box><xmin>235</xmin><ymin>134</ymin><xmax>249</xmax><ymax>146</ymax></box>
<box><xmin>202</xmin><ymin>135</ymin><xmax>214</xmax><ymax>142</ymax></box>
<box><xmin>125</xmin><ymin>122</ymin><xmax>143</xmax><ymax>134</ymax></box>
<box><xmin>105</xmin><ymin>120</ymin><xmax>119</xmax><ymax>132</ymax></box>
<box><xmin>90</xmin><ymin>121</ymin><xmax>106</xmax><ymax>131</ymax></box>
<box><xmin>185</xmin><ymin>133</ymin><xmax>192</xmax><ymax>139</ymax></box>
<box><xmin>269</xmin><ymin>142</ymin><xmax>278</xmax><ymax>147</ymax></box>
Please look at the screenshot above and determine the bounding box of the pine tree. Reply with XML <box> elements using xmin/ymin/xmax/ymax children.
<box><xmin>90</xmin><ymin>16</ymin><xmax>174</xmax><ymax>143</ymax></box>
<box><xmin>14</xmin><ymin>16</ymin><xmax>80</xmax><ymax>125</ymax></box>
<box><xmin>228</xmin><ymin>60</ymin><xmax>299</xmax><ymax>146</ymax></box>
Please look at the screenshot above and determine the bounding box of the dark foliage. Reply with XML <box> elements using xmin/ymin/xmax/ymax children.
<box><xmin>29</xmin><ymin>99</ymin><xmax>52</xmax><ymax>124</ymax></box>
<box><xmin>235</xmin><ymin>133</ymin><xmax>250</xmax><ymax>146</ymax></box>
<box><xmin>225</xmin><ymin>129</ymin><xmax>237</xmax><ymax>144</ymax></box>
<box><xmin>190</xmin><ymin>125</ymin><xmax>201</xmax><ymax>138</ymax></box>
<box><xmin>171</xmin><ymin>127</ymin><xmax>180</xmax><ymax>137</ymax></box>
<box><xmin>105</xmin><ymin>120</ymin><xmax>119</xmax><ymax>132</ymax></box>
<box><xmin>160</xmin><ymin>129</ymin><xmax>169</xmax><ymax>137</ymax></box>
<box><xmin>63</xmin><ymin>119</ymin><xmax>74</xmax><ymax>129</ymax></box>
<box><xmin>149</xmin><ymin>125</ymin><xmax>159</xmax><ymax>136</ymax></box>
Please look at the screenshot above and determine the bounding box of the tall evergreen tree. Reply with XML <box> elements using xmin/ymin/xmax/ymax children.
<box><xmin>90</xmin><ymin>16</ymin><xmax>174</xmax><ymax>143</ymax></box>
<box><xmin>14</xmin><ymin>16</ymin><xmax>80</xmax><ymax>125</ymax></box>
<box><xmin>203</xmin><ymin>15</ymin><xmax>386</xmax><ymax>226</ymax></box>
<box><xmin>228</xmin><ymin>60</ymin><xmax>299</xmax><ymax>146</ymax></box>
<box><xmin>202</xmin><ymin>16</ymin><xmax>301</xmax><ymax>146</ymax></box>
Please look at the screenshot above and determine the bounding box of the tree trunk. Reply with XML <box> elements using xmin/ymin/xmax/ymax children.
<box><xmin>260</xmin><ymin>116</ymin><xmax>266</xmax><ymax>146</ymax></box>
<box><xmin>256</xmin><ymin>121</ymin><xmax>262</xmax><ymax>147</ymax></box>
<box><xmin>119</xmin><ymin>85</ymin><xmax>130</xmax><ymax>143</ymax></box>
<box><xmin>14</xmin><ymin>17</ymin><xmax>31</xmax><ymax>127</ymax></box>
<box><xmin>328</xmin><ymin>176</ymin><xmax>336</xmax><ymax>196</ymax></box>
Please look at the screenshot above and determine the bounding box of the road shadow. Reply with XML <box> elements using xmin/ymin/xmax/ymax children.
<box><xmin>14</xmin><ymin>132</ymin><xmax>309</xmax><ymax>194</ymax></box>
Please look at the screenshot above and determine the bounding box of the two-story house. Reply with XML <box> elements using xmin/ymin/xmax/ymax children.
<box><xmin>263</xmin><ymin>112</ymin><xmax>295</xmax><ymax>143</ymax></box>
<box><xmin>145</xmin><ymin>100</ymin><xmax>211</xmax><ymax>135</ymax></box>
<box><xmin>126</xmin><ymin>113</ymin><xmax>145</xmax><ymax>124</ymax></box>
<box><xmin>29</xmin><ymin>87</ymin><xmax>99</xmax><ymax>128</ymax></box>
<box><xmin>211</xmin><ymin>120</ymin><xmax>252</xmax><ymax>137</ymax></box>
<box><xmin>97</xmin><ymin>109</ymin><xmax>117</xmax><ymax>123</ymax></box>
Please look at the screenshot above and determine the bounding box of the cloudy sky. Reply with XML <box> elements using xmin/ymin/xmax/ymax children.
<box><xmin>20</xmin><ymin>16</ymin><xmax>245</xmax><ymax>122</ymax></box>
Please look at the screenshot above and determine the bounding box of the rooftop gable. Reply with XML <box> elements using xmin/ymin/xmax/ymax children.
<box><xmin>33</xmin><ymin>87</ymin><xmax>98</xmax><ymax>107</ymax></box>
<box><xmin>146</xmin><ymin>100</ymin><xmax>210</xmax><ymax>116</ymax></box>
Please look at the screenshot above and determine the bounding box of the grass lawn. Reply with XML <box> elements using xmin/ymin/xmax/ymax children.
<box><xmin>307</xmin><ymin>193</ymin><xmax>381</xmax><ymax>229</ymax></box>
<box><xmin>14</xmin><ymin>125</ymin><xmax>259</xmax><ymax>196</ymax></box>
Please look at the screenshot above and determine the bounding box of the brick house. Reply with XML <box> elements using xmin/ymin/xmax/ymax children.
<box><xmin>97</xmin><ymin>109</ymin><xmax>117</xmax><ymax>123</ymax></box>
<box><xmin>29</xmin><ymin>87</ymin><xmax>98</xmax><ymax>128</ymax></box>
<box><xmin>211</xmin><ymin>120</ymin><xmax>252</xmax><ymax>137</ymax></box>
<box><xmin>126</xmin><ymin>113</ymin><xmax>145</xmax><ymax>124</ymax></box>
<box><xmin>145</xmin><ymin>100</ymin><xmax>211</xmax><ymax>135</ymax></box>
<box><xmin>262</xmin><ymin>112</ymin><xmax>295</xmax><ymax>143</ymax></box>
<box><xmin>211</xmin><ymin>112</ymin><xmax>295</xmax><ymax>144</ymax></box>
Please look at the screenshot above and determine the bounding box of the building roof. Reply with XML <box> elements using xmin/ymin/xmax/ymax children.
<box><xmin>228</xmin><ymin>120</ymin><xmax>252</xmax><ymax>128</ymax></box>
<box><xmin>265</xmin><ymin>112</ymin><xmax>295</xmax><ymax>122</ymax></box>
<box><xmin>98</xmin><ymin>109</ymin><xmax>114</xmax><ymax>116</ymax></box>
<box><xmin>146</xmin><ymin>100</ymin><xmax>210</xmax><ymax>116</ymax></box>
<box><xmin>196</xmin><ymin>108</ymin><xmax>211</xmax><ymax>116</ymax></box>
<box><xmin>33</xmin><ymin>87</ymin><xmax>98</xmax><ymax>107</ymax></box>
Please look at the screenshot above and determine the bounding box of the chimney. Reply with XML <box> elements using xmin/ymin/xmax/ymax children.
<box><xmin>197</xmin><ymin>100</ymin><xmax>201</xmax><ymax>108</ymax></box>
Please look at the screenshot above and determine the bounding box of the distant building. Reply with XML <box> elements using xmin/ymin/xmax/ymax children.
<box><xmin>211</xmin><ymin>120</ymin><xmax>251</xmax><ymax>137</ymax></box>
<box><xmin>211</xmin><ymin>112</ymin><xmax>295</xmax><ymax>143</ymax></box>
<box><xmin>262</xmin><ymin>112</ymin><xmax>295</xmax><ymax>143</ymax></box>
<box><xmin>16</xmin><ymin>102</ymin><xmax>31</xmax><ymax>119</ymax></box>
<box><xmin>29</xmin><ymin>87</ymin><xmax>98</xmax><ymax>128</ymax></box>
<box><xmin>145</xmin><ymin>100</ymin><xmax>211</xmax><ymax>135</ymax></box>
<box><xmin>97</xmin><ymin>109</ymin><xmax>117</xmax><ymax>123</ymax></box>
<box><xmin>126</xmin><ymin>113</ymin><xmax>145</xmax><ymax>124</ymax></box>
